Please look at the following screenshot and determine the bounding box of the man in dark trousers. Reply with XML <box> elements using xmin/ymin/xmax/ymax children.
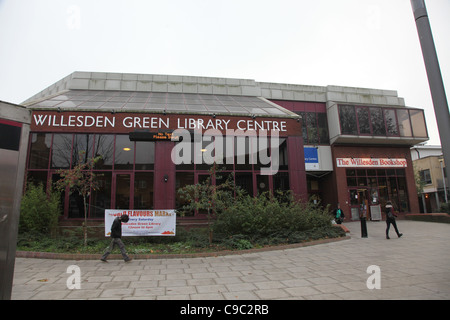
<box><xmin>101</xmin><ymin>214</ymin><xmax>132</xmax><ymax>262</ymax></box>
<box><xmin>385</xmin><ymin>201</ymin><xmax>403</xmax><ymax>239</ymax></box>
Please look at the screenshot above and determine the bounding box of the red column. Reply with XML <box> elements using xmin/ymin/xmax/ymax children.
<box><xmin>287</xmin><ymin>136</ymin><xmax>307</xmax><ymax>201</ymax></box>
<box><xmin>153</xmin><ymin>141</ymin><xmax>176</xmax><ymax>209</ymax></box>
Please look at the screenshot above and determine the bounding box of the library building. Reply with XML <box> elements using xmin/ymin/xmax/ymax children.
<box><xmin>21</xmin><ymin>72</ymin><xmax>429</xmax><ymax>224</ymax></box>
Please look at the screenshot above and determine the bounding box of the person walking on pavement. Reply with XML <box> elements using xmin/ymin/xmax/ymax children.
<box><xmin>101</xmin><ymin>214</ymin><xmax>132</xmax><ymax>262</ymax></box>
<box><xmin>385</xmin><ymin>201</ymin><xmax>403</xmax><ymax>239</ymax></box>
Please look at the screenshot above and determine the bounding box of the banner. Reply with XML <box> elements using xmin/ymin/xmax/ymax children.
<box><xmin>105</xmin><ymin>209</ymin><xmax>176</xmax><ymax>237</ymax></box>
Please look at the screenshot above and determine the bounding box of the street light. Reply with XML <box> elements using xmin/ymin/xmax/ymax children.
<box><xmin>439</xmin><ymin>158</ymin><xmax>448</xmax><ymax>203</ymax></box>
<box><xmin>410</xmin><ymin>0</ymin><xmax>450</xmax><ymax>203</ymax></box>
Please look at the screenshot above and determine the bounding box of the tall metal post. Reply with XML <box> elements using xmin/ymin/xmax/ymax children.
<box><xmin>411</xmin><ymin>0</ymin><xmax>450</xmax><ymax>205</ymax></box>
<box><xmin>0</xmin><ymin>103</ymin><xmax>30</xmax><ymax>300</ymax></box>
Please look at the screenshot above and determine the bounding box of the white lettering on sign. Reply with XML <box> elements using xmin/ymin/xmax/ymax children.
<box><xmin>32</xmin><ymin>113</ymin><xmax>288</xmax><ymax>132</ymax></box>
<box><xmin>33</xmin><ymin>114</ymin><xmax>116</xmax><ymax>128</ymax></box>
<box><xmin>336</xmin><ymin>158</ymin><xmax>407</xmax><ymax>168</ymax></box>
<box><xmin>122</xmin><ymin>116</ymin><xmax>169</xmax><ymax>129</ymax></box>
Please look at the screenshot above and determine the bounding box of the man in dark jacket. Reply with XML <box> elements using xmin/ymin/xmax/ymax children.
<box><xmin>101</xmin><ymin>214</ymin><xmax>132</xmax><ymax>262</ymax></box>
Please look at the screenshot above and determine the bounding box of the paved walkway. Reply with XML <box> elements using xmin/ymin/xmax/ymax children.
<box><xmin>11</xmin><ymin>220</ymin><xmax>450</xmax><ymax>300</ymax></box>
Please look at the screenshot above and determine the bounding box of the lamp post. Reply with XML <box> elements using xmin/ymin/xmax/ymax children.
<box><xmin>439</xmin><ymin>158</ymin><xmax>448</xmax><ymax>204</ymax></box>
<box><xmin>411</xmin><ymin>0</ymin><xmax>450</xmax><ymax>198</ymax></box>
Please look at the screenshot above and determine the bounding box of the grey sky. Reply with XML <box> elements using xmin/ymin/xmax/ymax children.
<box><xmin>0</xmin><ymin>0</ymin><xmax>448</xmax><ymax>145</ymax></box>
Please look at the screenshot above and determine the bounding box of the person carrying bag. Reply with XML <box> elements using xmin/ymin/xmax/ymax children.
<box><xmin>385</xmin><ymin>201</ymin><xmax>403</xmax><ymax>239</ymax></box>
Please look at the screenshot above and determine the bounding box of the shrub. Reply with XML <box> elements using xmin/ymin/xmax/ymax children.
<box><xmin>213</xmin><ymin>191</ymin><xmax>332</xmax><ymax>239</ymax></box>
<box><xmin>19</xmin><ymin>183</ymin><xmax>61</xmax><ymax>235</ymax></box>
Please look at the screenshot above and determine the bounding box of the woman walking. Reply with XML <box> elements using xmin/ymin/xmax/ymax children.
<box><xmin>385</xmin><ymin>201</ymin><xmax>403</xmax><ymax>239</ymax></box>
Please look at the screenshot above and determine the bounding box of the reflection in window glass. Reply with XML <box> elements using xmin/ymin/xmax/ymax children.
<box><xmin>345</xmin><ymin>169</ymin><xmax>410</xmax><ymax>212</ymax></box>
<box><xmin>410</xmin><ymin>109</ymin><xmax>428</xmax><ymax>138</ymax></box>
<box><xmin>396</xmin><ymin>109</ymin><xmax>412</xmax><ymax>137</ymax></box>
<box><xmin>273</xmin><ymin>172</ymin><xmax>289</xmax><ymax>192</ymax></box>
<box><xmin>135</xmin><ymin>142</ymin><xmax>155</xmax><ymax>170</ymax></box>
<box><xmin>397</xmin><ymin>177</ymin><xmax>409</xmax><ymax>212</ymax></box>
<box><xmin>295</xmin><ymin>111</ymin><xmax>329</xmax><ymax>144</ymax></box>
<box><xmin>306</xmin><ymin>112</ymin><xmax>318</xmax><ymax>143</ymax></box>
<box><xmin>115</xmin><ymin>135</ymin><xmax>134</xmax><ymax>170</ymax></box>
<box><xmin>90</xmin><ymin>172</ymin><xmax>112</xmax><ymax>218</ymax></box>
<box><xmin>175</xmin><ymin>172</ymin><xmax>194</xmax><ymax>215</ymax></box>
<box><xmin>134</xmin><ymin>172</ymin><xmax>153</xmax><ymax>209</ymax></box>
<box><xmin>29</xmin><ymin>133</ymin><xmax>52</xmax><ymax>169</ymax></box>
<box><xmin>299</xmin><ymin>112</ymin><xmax>307</xmax><ymax>142</ymax></box>
<box><xmin>339</xmin><ymin>105</ymin><xmax>357</xmax><ymax>135</ymax></box>
<box><xmin>317</xmin><ymin>113</ymin><xmax>329</xmax><ymax>144</ymax></box>
<box><xmin>72</xmin><ymin>134</ymin><xmax>94</xmax><ymax>166</ymax></box>
<box><xmin>68</xmin><ymin>192</ymin><xmax>84</xmax><ymax>218</ymax></box>
<box><xmin>370</xmin><ymin>107</ymin><xmax>386</xmax><ymax>136</ymax></box>
<box><xmin>51</xmin><ymin>134</ymin><xmax>73</xmax><ymax>169</ymax></box>
<box><xmin>384</xmin><ymin>109</ymin><xmax>399</xmax><ymax>135</ymax></box>
<box><xmin>235</xmin><ymin>172</ymin><xmax>253</xmax><ymax>196</ymax></box>
<box><xmin>115</xmin><ymin>174</ymin><xmax>131</xmax><ymax>209</ymax></box>
<box><xmin>94</xmin><ymin>134</ymin><xmax>114</xmax><ymax>169</ymax></box>
<box><xmin>357</xmin><ymin>108</ymin><xmax>371</xmax><ymax>134</ymax></box>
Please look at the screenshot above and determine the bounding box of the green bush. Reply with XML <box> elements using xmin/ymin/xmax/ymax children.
<box><xmin>213</xmin><ymin>191</ymin><xmax>333</xmax><ymax>239</ymax></box>
<box><xmin>19</xmin><ymin>183</ymin><xmax>61</xmax><ymax>235</ymax></box>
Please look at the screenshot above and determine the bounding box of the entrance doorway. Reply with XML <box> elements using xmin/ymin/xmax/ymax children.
<box><xmin>349</xmin><ymin>188</ymin><xmax>368</xmax><ymax>220</ymax></box>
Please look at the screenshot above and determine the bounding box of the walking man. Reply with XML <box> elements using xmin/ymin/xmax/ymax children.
<box><xmin>101</xmin><ymin>214</ymin><xmax>132</xmax><ymax>262</ymax></box>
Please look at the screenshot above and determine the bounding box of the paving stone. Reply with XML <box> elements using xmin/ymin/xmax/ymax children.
<box><xmin>11</xmin><ymin>221</ymin><xmax>450</xmax><ymax>300</ymax></box>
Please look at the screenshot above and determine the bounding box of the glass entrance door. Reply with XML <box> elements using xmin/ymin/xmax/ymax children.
<box><xmin>349</xmin><ymin>188</ymin><xmax>368</xmax><ymax>220</ymax></box>
<box><xmin>114</xmin><ymin>173</ymin><xmax>131</xmax><ymax>209</ymax></box>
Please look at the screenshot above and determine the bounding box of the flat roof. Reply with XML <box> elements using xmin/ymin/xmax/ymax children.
<box><xmin>23</xmin><ymin>71</ymin><xmax>410</xmax><ymax>117</ymax></box>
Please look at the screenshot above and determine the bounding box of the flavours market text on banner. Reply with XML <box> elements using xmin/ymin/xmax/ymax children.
<box><xmin>105</xmin><ymin>209</ymin><xmax>176</xmax><ymax>237</ymax></box>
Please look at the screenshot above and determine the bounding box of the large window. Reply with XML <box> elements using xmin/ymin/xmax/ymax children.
<box><xmin>410</xmin><ymin>109</ymin><xmax>428</xmax><ymax>137</ymax></box>
<box><xmin>370</xmin><ymin>107</ymin><xmax>386</xmax><ymax>136</ymax></box>
<box><xmin>174</xmin><ymin>135</ymin><xmax>290</xmax><ymax>213</ymax></box>
<box><xmin>270</xmin><ymin>100</ymin><xmax>329</xmax><ymax>145</ymax></box>
<box><xmin>356</xmin><ymin>107</ymin><xmax>371</xmax><ymax>134</ymax></box>
<box><xmin>338</xmin><ymin>105</ymin><xmax>427</xmax><ymax>139</ymax></box>
<box><xmin>346</xmin><ymin>168</ymin><xmax>409</xmax><ymax>212</ymax></box>
<box><xmin>339</xmin><ymin>105</ymin><xmax>358</xmax><ymax>135</ymax></box>
<box><xmin>29</xmin><ymin>133</ymin><xmax>51</xmax><ymax>169</ymax></box>
<box><xmin>384</xmin><ymin>109</ymin><xmax>399</xmax><ymax>136</ymax></box>
<box><xmin>295</xmin><ymin>111</ymin><xmax>330</xmax><ymax>144</ymax></box>
<box><xmin>397</xmin><ymin>109</ymin><xmax>412</xmax><ymax>137</ymax></box>
<box><xmin>27</xmin><ymin>133</ymin><xmax>155</xmax><ymax>219</ymax></box>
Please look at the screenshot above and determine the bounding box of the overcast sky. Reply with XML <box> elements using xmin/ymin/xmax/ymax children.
<box><xmin>0</xmin><ymin>0</ymin><xmax>448</xmax><ymax>145</ymax></box>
